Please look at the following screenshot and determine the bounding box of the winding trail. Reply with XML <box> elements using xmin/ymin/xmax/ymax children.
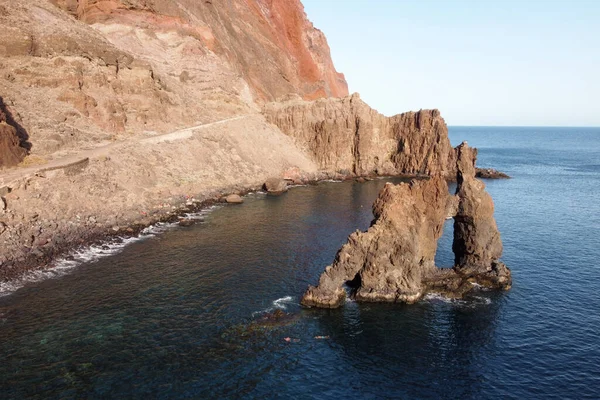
<box><xmin>0</xmin><ymin>115</ymin><xmax>250</xmax><ymax>187</ymax></box>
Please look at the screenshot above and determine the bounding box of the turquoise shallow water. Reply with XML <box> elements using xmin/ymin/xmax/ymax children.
<box><xmin>1</xmin><ymin>127</ymin><xmax>599</xmax><ymax>399</ymax></box>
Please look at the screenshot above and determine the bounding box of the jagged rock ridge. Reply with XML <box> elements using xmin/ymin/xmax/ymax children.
<box><xmin>301</xmin><ymin>142</ymin><xmax>511</xmax><ymax>308</ymax></box>
<box><xmin>263</xmin><ymin>94</ymin><xmax>456</xmax><ymax>179</ymax></box>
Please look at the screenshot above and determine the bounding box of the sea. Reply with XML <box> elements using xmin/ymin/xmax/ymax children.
<box><xmin>1</xmin><ymin>127</ymin><xmax>599</xmax><ymax>399</ymax></box>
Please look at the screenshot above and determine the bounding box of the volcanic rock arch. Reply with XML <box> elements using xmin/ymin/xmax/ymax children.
<box><xmin>301</xmin><ymin>142</ymin><xmax>511</xmax><ymax>308</ymax></box>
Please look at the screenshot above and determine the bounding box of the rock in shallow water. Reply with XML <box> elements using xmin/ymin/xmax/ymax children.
<box><xmin>225</xmin><ymin>194</ymin><xmax>244</xmax><ymax>204</ymax></box>
<box><xmin>476</xmin><ymin>167</ymin><xmax>511</xmax><ymax>179</ymax></box>
<box><xmin>264</xmin><ymin>178</ymin><xmax>288</xmax><ymax>194</ymax></box>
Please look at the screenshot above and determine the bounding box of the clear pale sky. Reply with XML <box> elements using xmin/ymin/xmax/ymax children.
<box><xmin>302</xmin><ymin>0</ymin><xmax>599</xmax><ymax>126</ymax></box>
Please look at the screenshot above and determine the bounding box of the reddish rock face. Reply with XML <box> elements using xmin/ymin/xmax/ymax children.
<box><xmin>452</xmin><ymin>142</ymin><xmax>511</xmax><ymax>288</ymax></box>
<box><xmin>49</xmin><ymin>0</ymin><xmax>348</xmax><ymax>102</ymax></box>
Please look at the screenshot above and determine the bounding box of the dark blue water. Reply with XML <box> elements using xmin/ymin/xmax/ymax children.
<box><xmin>1</xmin><ymin>127</ymin><xmax>599</xmax><ymax>399</ymax></box>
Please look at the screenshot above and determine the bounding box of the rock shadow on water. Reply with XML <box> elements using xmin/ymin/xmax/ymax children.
<box><xmin>307</xmin><ymin>291</ymin><xmax>505</xmax><ymax>398</ymax></box>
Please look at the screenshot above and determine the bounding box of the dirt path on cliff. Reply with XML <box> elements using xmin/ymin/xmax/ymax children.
<box><xmin>0</xmin><ymin>115</ymin><xmax>250</xmax><ymax>187</ymax></box>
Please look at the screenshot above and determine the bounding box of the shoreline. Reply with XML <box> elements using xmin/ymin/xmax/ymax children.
<box><xmin>0</xmin><ymin>169</ymin><xmax>506</xmax><ymax>297</ymax></box>
<box><xmin>0</xmin><ymin>172</ymin><xmax>373</xmax><ymax>294</ymax></box>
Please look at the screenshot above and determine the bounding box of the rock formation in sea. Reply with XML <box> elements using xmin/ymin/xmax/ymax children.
<box><xmin>302</xmin><ymin>177</ymin><xmax>450</xmax><ymax>308</ymax></box>
<box><xmin>476</xmin><ymin>168</ymin><xmax>511</xmax><ymax>179</ymax></box>
<box><xmin>452</xmin><ymin>142</ymin><xmax>512</xmax><ymax>289</ymax></box>
<box><xmin>301</xmin><ymin>142</ymin><xmax>511</xmax><ymax>308</ymax></box>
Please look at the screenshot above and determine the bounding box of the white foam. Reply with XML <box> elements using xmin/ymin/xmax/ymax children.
<box><xmin>423</xmin><ymin>292</ymin><xmax>492</xmax><ymax>306</ymax></box>
<box><xmin>273</xmin><ymin>296</ymin><xmax>294</xmax><ymax>309</ymax></box>
<box><xmin>252</xmin><ymin>296</ymin><xmax>296</xmax><ymax>317</ymax></box>
<box><xmin>424</xmin><ymin>293</ymin><xmax>455</xmax><ymax>304</ymax></box>
<box><xmin>0</xmin><ymin>205</ymin><xmax>221</xmax><ymax>298</ymax></box>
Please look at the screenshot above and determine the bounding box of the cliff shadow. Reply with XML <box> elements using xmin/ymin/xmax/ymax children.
<box><xmin>0</xmin><ymin>96</ymin><xmax>31</xmax><ymax>151</ymax></box>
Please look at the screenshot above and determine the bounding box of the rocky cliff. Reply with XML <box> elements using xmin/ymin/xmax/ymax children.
<box><xmin>263</xmin><ymin>94</ymin><xmax>456</xmax><ymax>178</ymax></box>
<box><xmin>0</xmin><ymin>0</ymin><xmax>348</xmax><ymax>156</ymax></box>
<box><xmin>301</xmin><ymin>142</ymin><xmax>511</xmax><ymax>308</ymax></box>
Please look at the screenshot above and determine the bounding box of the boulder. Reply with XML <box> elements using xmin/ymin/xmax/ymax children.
<box><xmin>178</xmin><ymin>219</ymin><xmax>195</xmax><ymax>227</ymax></box>
<box><xmin>225</xmin><ymin>194</ymin><xmax>244</xmax><ymax>204</ymax></box>
<box><xmin>264</xmin><ymin>177</ymin><xmax>288</xmax><ymax>194</ymax></box>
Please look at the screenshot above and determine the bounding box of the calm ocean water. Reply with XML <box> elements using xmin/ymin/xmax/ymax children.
<box><xmin>1</xmin><ymin>127</ymin><xmax>599</xmax><ymax>399</ymax></box>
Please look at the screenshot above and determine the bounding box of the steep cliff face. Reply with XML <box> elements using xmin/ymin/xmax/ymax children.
<box><xmin>49</xmin><ymin>0</ymin><xmax>348</xmax><ymax>101</ymax></box>
<box><xmin>0</xmin><ymin>0</ymin><xmax>347</xmax><ymax>156</ymax></box>
<box><xmin>263</xmin><ymin>94</ymin><xmax>456</xmax><ymax>178</ymax></box>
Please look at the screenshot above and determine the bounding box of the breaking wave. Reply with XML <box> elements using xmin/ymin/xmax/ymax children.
<box><xmin>252</xmin><ymin>296</ymin><xmax>296</xmax><ymax>317</ymax></box>
<box><xmin>0</xmin><ymin>205</ymin><xmax>221</xmax><ymax>298</ymax></box>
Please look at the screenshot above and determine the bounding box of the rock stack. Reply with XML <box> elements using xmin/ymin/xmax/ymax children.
<box><xmin>301</xmin><ymin>142</ymin><xmax>511</xmax><ymax>308</ymax></box>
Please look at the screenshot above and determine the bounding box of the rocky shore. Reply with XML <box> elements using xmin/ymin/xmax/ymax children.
<box><xmin>0</xmin><ymin>166</ymin><xmax>398</xmax><ymax>285</ymax></box>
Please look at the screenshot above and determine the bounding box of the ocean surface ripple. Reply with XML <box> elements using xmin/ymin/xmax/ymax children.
<box><xmin>1</xmin><ymin>126</ymin><xmax>599</xmax><ymax>399</ymax></box>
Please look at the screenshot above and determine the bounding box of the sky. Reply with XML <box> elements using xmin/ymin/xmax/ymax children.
<box><xmin>302</xmin><ymin>0</ymin><xmax>599</xmax><ymax>126</ymax></box>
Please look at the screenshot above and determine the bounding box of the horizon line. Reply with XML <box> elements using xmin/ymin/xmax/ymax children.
<box><xmin>448</xmin><ymin>125</ymin><xmax>600</xmax><ymax>129</ymax></box>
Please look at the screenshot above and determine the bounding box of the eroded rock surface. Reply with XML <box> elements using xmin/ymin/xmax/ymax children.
<box><xmin>263</xmin><ymin>94</ymin><xmax>456</xmax><ymax>178</ymax></box>
<box><xmin>0</xmin><ymin>108</ymin><xmax>26</xmax><ymax>169</ymax></box>
<box><xmin>301</xmin><ymin>177</ymin><xmax>449</xmax><ymax>308</ymax></box>
<box><xmin>302</xmin><ymin>142</ymin><xmax>511</xmax><ymax>308</ymax></box>
<box><xmin>453</xmin><ymin>142</ymin><xmax>511</xmax><ymax>289</ymax></box>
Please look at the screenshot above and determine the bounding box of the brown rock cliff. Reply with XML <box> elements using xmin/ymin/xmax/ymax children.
<box><xmin>263</xmin><ymin>94</ymin><xmax>456</xmax><ymax>178</ymax></box>
<box><xmin>1</xmin><ymin>0</ymin><xmax>347</xmax><ymax>156</ymax></box>
<box><xmin>49</xmin><ymin>0</ymin><xmax>348</xmax><ymax>101</ymax></box>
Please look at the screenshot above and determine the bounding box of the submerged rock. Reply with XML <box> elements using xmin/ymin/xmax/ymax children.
<box><xmin>476</xmin><ymin>167</ymin><xmax>511</xmax><ymax>179</ymax></box>
<box><xmin>178</xmin><ymin>219</ymin><xmax>195</xmax><ymax>227</ymax></box>
<box><xmin>302</xmin><ymin>142</ymin><xmax>511</xmax><ymax>308</ymax></box>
